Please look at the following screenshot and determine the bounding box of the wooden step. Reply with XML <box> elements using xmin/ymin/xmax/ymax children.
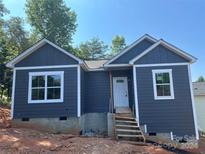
<box><xmin>117</xmin><ymin>134</ymin><xmax>144</xmax><ymax>138</ymax></box>
<box><xmin>115</xmin><ymin>120</ymin><xmax>137</xmax><ymax>124</ymax></box>
<box><xmin>115</xmin><ymin>116</ymin><xmax>135</xmax><ymax>120</ymax></box>
<box><xmin>116</xmin><ymin>129</ymin><xmax>142</xmax><ymax>133</ymax></box>
<box><xmin>115</xmin><ymin>124</ymin><xmax>139</xmax><ymax>128</ymax></box>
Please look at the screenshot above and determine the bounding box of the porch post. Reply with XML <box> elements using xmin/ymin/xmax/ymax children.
<box><xmin>133</xmin><ymin>65</ymin><xmax>139</xmax><ymax>125</ymax></box>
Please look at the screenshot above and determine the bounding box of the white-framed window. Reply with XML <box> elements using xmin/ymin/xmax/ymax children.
<box><xmin>152</xmin><ymin>69</ymin><xmax>174</xmax><ymax>100</ymax></box>
<box><xmin>28</xmin><ymin>71</ymin><xmax>64</xmax><ymax>103</ymax></box>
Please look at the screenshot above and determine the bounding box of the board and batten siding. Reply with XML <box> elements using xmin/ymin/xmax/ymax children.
<box><xmin>135</xmin><ymin>65</ymin><xmax>196</xmax><ymax>137</ymax></box>
<box><xmin>134</xmin><ymin>45</ymin><xmax>189</xmax><ymax>64</ymax></box>
<box><xmin>111</xmin><ymin>39</ymin><xmax>154</xmax><ymax>64</ymax></box>
<box><xmin>14</xmin><ymin>67</ymin><xmax>78</xmax><ymax>118</ymax></box>
<box><xmin>15</xmin><ymin>43</ymin><xmax>78</xmax><ymax>67</ymax></box>
<box><xmin>84</xmin><ymin>71</ymin><xmax>110</xmax><ymax>113</ymax></box>
<box><xmin>80</xmin><ymin>68</ymin><xmax>85</xmax><ymax>115</ymax></box>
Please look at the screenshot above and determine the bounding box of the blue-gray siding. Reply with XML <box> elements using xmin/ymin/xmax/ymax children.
<box><xmin>14</xmin><ymin>67</ymin><xmax>78</xmax><ymax>118</ymax></box>
<box><xmin>135</xmin><ymin>65</ymin><xmax>195</xmax><ymax>136</ymax></box>
<box><xmin>84</xmin><ymin>71</ymin><xmax>110</xmax><ymax>113</ymax></box>
<box><xmin>135</xmin><ymin>45</ymin><xmax>189</xmax><ymax>64</ymax></box>
<box><xmin>15</xmin><ymin>43</ymin><xmax>78</xmax><ymax>67</ymax></box>
<box><xmin>81</xmin><ymin>68</ymin><xmax>85</xmax><ymax>115</ymax></box>
<box><xmin>111</xmin><ymin>39</ymin><xmax>154</xmax><ymax>64</ymax></box>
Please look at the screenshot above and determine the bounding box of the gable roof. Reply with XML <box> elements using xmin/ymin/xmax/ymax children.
<box><xmin>129</xmin><ymin>39</ymin><xmax>197</xmax><ymax>64</ymax></box>
<box><xmin>104</xmin><ymin>34</ymin><xmax>157</xmax><ymax>66</ymax></box>
<box><xmin>6</xmin><ymin>39</ymin><xmax>84</xmax><ymax>68</ymax></box>
<box><xmin>193</xmin><ymin>82</ymin><xmax>205</xmax><ymax>96</ymax></box>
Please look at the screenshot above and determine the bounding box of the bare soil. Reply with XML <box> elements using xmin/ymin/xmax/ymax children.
<box><xmin>0</xmin><ymin>107</ymin><xmax>204</xmax><ymax>154</ymax></box>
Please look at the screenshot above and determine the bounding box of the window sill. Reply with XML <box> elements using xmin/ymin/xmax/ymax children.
<box><xmin>28</xmin><ymin>99</ymin><xmax>63</xmax><ymax>104</ymax></box>
<box><xmin>154</xmin><ymin>97</ymin><xmax>175</xmax><ymax>100</ymax></box>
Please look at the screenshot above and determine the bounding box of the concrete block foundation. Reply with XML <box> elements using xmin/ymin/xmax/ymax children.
<box><xmin>12</xmin><ymin>117</ymin><xmax>81</xmax><ymax>134</ymax></box>
<box><xmin>80</xmin><ymin>113</ymin><xmax>108</xmax><ymax>136</ymax></box>
<box><xmin>12</xmin><ymin>112</ymin><xmax>111</xmax><ymax>136</ymax></box>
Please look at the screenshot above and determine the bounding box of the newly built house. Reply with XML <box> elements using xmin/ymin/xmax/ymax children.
<box><xmin>6</xmin><ymin>34</ymin><xmax>198</xmax><ymax>142</ymax></box>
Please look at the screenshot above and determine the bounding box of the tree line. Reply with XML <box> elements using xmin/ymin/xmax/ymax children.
<box><xmin>0</xmin><ymin>0</ymin><xmax>126</xmax><ymax>103</ymax></box>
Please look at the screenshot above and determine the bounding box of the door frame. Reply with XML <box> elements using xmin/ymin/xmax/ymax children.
<box><xmin>112</xmin><ymin>76</ymin><xmax>129</xmax><ymax>108</ymax></box>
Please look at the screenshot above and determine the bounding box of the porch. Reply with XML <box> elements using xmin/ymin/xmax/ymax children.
<box><xmin>107</xmin><ymin>68</ymin><xmax>136</xmax><ymax>116</ymax></box>
<box><xmin>106</xmin><ymin>67</ymin><xmax>144</xmax><ymax>142</ymax></box>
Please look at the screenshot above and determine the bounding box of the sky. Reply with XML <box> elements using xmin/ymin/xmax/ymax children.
<box><xmin>2</xmin><ymin>0</ymin><xmax>205</xmax><ymax>81</ymax></box>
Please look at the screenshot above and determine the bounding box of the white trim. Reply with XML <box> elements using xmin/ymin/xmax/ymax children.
<box><xmin>28</xmin><ymin>71</ymin><xmax>64</xmax><ymax>103</ymax></box>
<box><xmin>88</xmin><ymin>68</ymin><xmax>105</xmax><ymax>71</ymax></box>
<box><xmin>135</xmin><ymin>63</ymin><xmax>189</xmax><ymax>67</ymax></box>
<box><xmin>170</xmin><ymin>131</ymin><xmax>173</xmax><ymax>140</ymax></box>
<box><xmin>6</xmin><ymin>39</ymin><xmax>83</xmax><ymax>68</ymax></box>
<box><xmin>129</xmin><ymin>40</ymin><xmax>197</xmax><ymax>64</ymax></box>
<box><xmin>77</xmin><ymin>65</ymin><xmax>81</xmax><ymax>117</ymax></box>
<box><xmin>133</xmin><ymin>65</ymin><xmax>139</xmax><ymax>125</ymax></box>
<box><xmin>15</xmin><ymin>65</ymin><xmax>78</xmax><ymax>70</ymax></box>
<box><xmin>187</xmin><ymin>65</ymin><xmax>199</xmax><ymax>140</ymax></box>
<box><xmin>104</xmin><ymin>34</ymin><xmax>157</xmax><ymax>66</ymax></box>
<box><xmin>15</xmin><ymin>64</ymin><xmax>105</xmax><ymax>72</ymax></box>
<box><xmin>104</xmin><ymin>64</ymin><xmax>131</xmax><ymax>67</ymax></box>
<box><xmin>152</xmin><ymin>69</ymin><xmax>175</xmax><ymax>100</ymax></box>
<box><xmin>144</xmin><ymin>124</ymin><xmax>147</xmax><ymax>133</ymax></box>
<box><xmin>11</xmin><ymin>68</ymin><xmax>16</xmax><ymax>119</ymax></box>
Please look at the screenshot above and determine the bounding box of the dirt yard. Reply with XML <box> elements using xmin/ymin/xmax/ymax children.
<box><xmin>0</xmin><ymin>107</ymin><xmax>205</xmax><ymax>154</ymax></box>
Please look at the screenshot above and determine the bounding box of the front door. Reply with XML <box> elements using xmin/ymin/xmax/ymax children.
<box><xmin>113</xmin><ymin>77</ymin><xmax>129</xmax><ymax>108</ymax></box>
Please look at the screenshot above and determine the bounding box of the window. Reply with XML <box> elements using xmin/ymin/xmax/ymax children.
<box><xmin>152</xmin><ymin>69</ymin><xmax>174</xmax><ymax>100</ymax></box>
<box><xmin>28</xmin><ymin>71</ymin><xmax>64</xmax><ymax>103</ymax></box>
<box><xmin>116</xmin><ymin>80</ymin><xmax>124</xmax><ymax>83</ymax></box>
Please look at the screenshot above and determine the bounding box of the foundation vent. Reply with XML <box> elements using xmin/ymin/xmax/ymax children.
<box><xmin>59</xmin><ymin>116</ymin><xmax>67</xmax><ymax>120</ymax></box>
<box><xmin>22</xmin><ymin>118</ymin><xmax>29</xmax><ymax>121</ymax></box>
<box><xmin>149</xmin><ymin>132</ymin><xmax>157</xmax><ymax>136</ymax></box>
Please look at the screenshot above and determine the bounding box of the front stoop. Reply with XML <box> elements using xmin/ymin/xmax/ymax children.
<box><xmin>114</xmin><ymin>112</ymin><xmax>145</xmax><ymax>142</ymax></box>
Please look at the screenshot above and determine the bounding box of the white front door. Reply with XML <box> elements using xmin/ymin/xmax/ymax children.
<box><xmin>113</xmin><ymin>77</ymin><xmax>129</xmax><ymax>108</ymax></box>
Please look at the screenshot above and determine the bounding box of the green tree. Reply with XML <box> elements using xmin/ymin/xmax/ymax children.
<box><xmin>77</xmin><ymin>38</ymin><xmax>108</xmax><ymax>59</ymax></box>
<box><xmin>0</xmin><ymin>0</ymin><xmax>9</xmax><ymax>18</ymax></box>
<box><xmin>0</xmin><ymin>1</ymin><xmax>12</xmax><ymax>100</ymax></box>
<box><xmin>0</xmin><ymin>0</ymin><xmax>9</xmax><ymax>32</ymax></box>
<box><xmin>25</xmin><ymin>0</ymin><xmax>77</xmax><ymax>48</ymax></box>
<box><xmin>5</xmin><ymin>17</ymin><xmax>30</xmax><ymax>53</ymax></box>
<box><xmin>0</xmin><ymin>38</ymin><xmax>16</xmax><ymax>99</ymax></box>
<box><xmin>110</xmin><ymin>35</ymin><xmax>126</xmax><ymax>56</ymax></box>
<box><xmin>196</xmin><ymin>76</ymin><xmax>205</xmax><ymax>82</ymax></box>
<box><xmin>0</xmin><ymin>1</ymin><xmax>28</xmax><ymax>101</ymax></box>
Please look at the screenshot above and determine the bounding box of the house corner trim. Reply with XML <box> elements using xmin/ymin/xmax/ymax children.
<box><xmin>77</xmin><ymin>65</ymin><xmax>81</xmax><ymax>117</ymax></box>
<box><xmin>188</xmin><ymin>64</ymin><xmax>199</xmax><ymax>140</ymax></box>
<box><xmin>133</xmin><ymin>65</ymin><xmax>140</xmax><ymax>125</ymax></box>
<box><xmin>11</xmin><ymin>68</ymin><xmax>16</xmax><ymax>119</ymax></box>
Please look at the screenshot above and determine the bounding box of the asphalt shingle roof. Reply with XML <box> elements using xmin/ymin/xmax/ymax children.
<box><xmin>84</xmin><ymin>60</ymin><xmax>108</xmax><ymax>69</ymax></box>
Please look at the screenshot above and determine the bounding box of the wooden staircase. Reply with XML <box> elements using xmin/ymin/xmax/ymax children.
<box><xmin>114</xmin><ymin>108</ymin><xmax>145</xmax><ymax>142</ymax></box>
